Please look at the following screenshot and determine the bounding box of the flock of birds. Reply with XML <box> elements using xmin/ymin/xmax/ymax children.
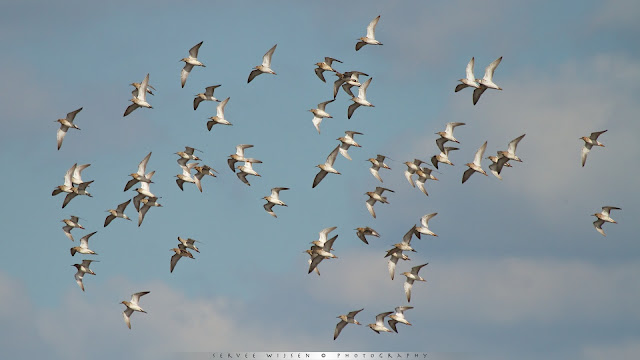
<box><xmin>51</xmin><ymin>15</ymin><xmax>621</xmax><ymax>336</ymax></box>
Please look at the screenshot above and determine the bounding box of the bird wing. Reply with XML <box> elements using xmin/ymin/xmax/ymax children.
<box><xmin>64</xmin><ymin>164</ymin><xmax>77</xmax><ymax>187</ymax></box>
<box><xmin>123</xmin><ymin>308</ymin><xmax>134</xmax><ymax>329</ymax></box>
<box><xmin>63</xmin><ymin>225</ymin><xmax>74</xmax><ymax>241</ymax></box>
<box><xmin>388</xmin><ymin>256</ymin><xmax>399</xmax><ymax>280</ymax></box>
<box><xmin>581</xmin><ymin>144</ymin><xmax>592</xmax><ymax>167</ymax></box>
<box><xmin>508</xmin><ymin>134</ymin><xmax>526</xmax><ymax>155</ymax></box>
<box><xmin>421</xmin><ymin>213</ymin><xmax>437</xmax><ymax>227</ymax></box>
<box><xmin>404</xmin><ymin>279</ymin><xmax>415</xmax><ymax>302</ymax></box>
<box><xmin>62</xmin><ymin>192</ymin><xmax>77</xmax><ymax>209</ymax></box>
<box><xmin>358</xmin><ymin>77</ymin><xmax>372</xmax><ymax>99</ymax></box>
<box><xmin>462</xmin><ymin>168</ymin><xmax>475</xmax><ymax>184</ymax></box>
<box><xmin>369</xmin><ymin>167</ymin><xmax>382</xmax><ymax>182</ymax></box>
<box><xmin>117</xmin><ymin>199</ymin><xmax>131</xmax><ymax>213</ymax></box>
<box><xmin>347</xmin><ymin>102</ymin><xmax>361</xmax><ymax>119</ymax></box>
<box><xmin>217</xmin><ymin>97</ymin><xmax>229</xmax><ymax>118</ymax></box>
<box><xmin>138</xmin><ymin>205</ymin><xmax>150</xmax><ymax>226</ymax></box>
<box><xmin>75</xmin><ymin>270</ymin><xmax>85</xmax><ymax>291</ymax></box>
<box><xmin>483</xmin><ymin>56</ymin><xmax>502</xmax><ymax>82</ymax></box>
<box><xmin>189</xmin><ymin>41</ymin><xmax>203</xmax><ymax>58</ymax></box>
<box><xmin>319</xmin><ymin>226</ymin><xmax>337</xmax><ymax>243</ymax></box>
<box><xmin>412</xmin><ymin>263</ymin><xmax>428</xmax><ymax>275</ymax></box>
<box><xmin>365</xmin><ymin>198</ymin><xmax>377</xmax><ymax>218</ymax></box>
<box><xmin>326</xmin><ymin>145</ymin><xmax>340</xmax><ymax>166</ymax></box>
<box><xmin>123</xmin><ymin>103</ymin><xmax>139</xmax><ymax>117</ymax></box>
<box><xmin>355</xmin><ymin>41</ymin><xmax>366</xmax><ymax>51</ymax></box>
<box><xmin>73</xmin><ymin>163</ymin><xmax>90</xmax><ymax>183</ymax></box>
<box><xmin>262</xmin><ymin>44</ymin><xmax>277</xmax><ymax>67</ymax></box>
<box><xmin>356</xmin><ymin>230</ymin><xmax>369</xmax><ymax>244</ymax></box>
<box><xmin>315</xmin><ymin>68</ymin><xmax>326</xmax><ymax>82</ymax></box>
<box><xmin>66</xmin><ymin>107</ymin><xmax>83</xmax><ymax>123</ymax></box>
<box><xmin>402</xmin><ymin>225</ymin><xmax>416</xmax><ymax>245</ymax></box>
<box><xmin>131</xmin><ymin>291</ymin><xmax>150</xmax><ymax>304</ymax></box>
<box><xmin>446</xmin><ymin>122</ymin><xmax>465</xmax><ymax>134</ymax></box>
<box><xmin>474</xmin><ymin>141</ymin><xmax>488</xmax><ymax>166</ymax></box>
<box><xmin>593</xmin><ymin>219</ymin><xmax>606</xmax><ymax>236</ymax></box>
<box><xmin>334</xmin><ymin>320</ymin><xmax>348</xmax><ymax>340</ymax></box>
<box><xmin>104</xmin><ymin>214</ymin><xmax>116</xmax><ymax>227</ymax></box>
<box><xmin>472</xmin><ymin>85</ymin><xmax>487</xmax><ymax>105</ymax></box>
<box><xmin>312</xmin><ymin>170</ymin><xmax>328</xmax><ymax>188</ymax></box>
<box><xmin>247</xmin><ymin>69</ymin><xmax>261</xmax><ymax>83</ymax></box>
<box><xmin>366</xmin><ymin>15</ymin><xmax>380</xmax><ymax>39</ymax></box>
<box><xmin>263</xmin><ymin>202</ymin><xmax>277</xmax><ymax>217</ymax></box>
<box><xmin>138</xmin><ymin>74</ymin><xmax>149</xmax><ymax>101</ymax></box>
<box><xmin>308</xmin><ymin>254</ymin><xmax>324</xmax><ymax>274</ymax></box>
<box><xmin>137</xmin><ymin>152</ymin><xmax>152</xmax><ymax>175</ymax></box>
<box><xmin>375</xmin><ymin>311</ymin><xmax>393</xmax><ymax>325</ymax></box>
<box><xmin>236</xmin><ymin>171</ymin><xmax>251</xmax><ymax>186</ymax></box>
<box><xmin>465</xmin><ymin>57</ymin><xmax>475</xmax><ymax>82</ymax></box>
<box><xmin>181</xmin><ymin>64</ymin><xmax>194</xmax><ymax>88</ymax></box>
<box><xmin>388</xmin><ymin>319</ymin><xmax>399</xmax><ymax>333</ymax></box>
<box><xmin>318</xmin><ymin>99</ymin><xmax>334</xmax><ymax>111</ymax></box>
<box><xmin>590</xmin><ymin>129</ymin><xmax>607</xmax><ymax>140</ymax></box>
<box><xmin>170</xmin><ymin>253</ymin><xmax>181</xmax><ymax>273</ymax></box>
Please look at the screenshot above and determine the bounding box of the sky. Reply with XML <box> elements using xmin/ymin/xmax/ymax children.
<box><xmin>1</xmin><ymin>0</ymin><xmax>639</xmax><ymax>359</ymax></box>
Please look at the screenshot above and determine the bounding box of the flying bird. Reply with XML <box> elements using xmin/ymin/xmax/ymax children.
<box><xmin>367</xmin><ymin>311</ymin><xmax>393</xmax><ymax>334</ymax></box>
<box><xmin>248</xmin><ymin>44</ymin><xmax>277</xmax><ymax>83</ymax></box>
<box><xmin>62</xmin><ymin>215</ymin><xmax>84</xmax><ymax>241</ymax></box>
<box><xmin>403</xmin><ymin>263</ymin><xmax>428</xmax><ymax>302</ymax></box>
<box><xmin>580</xmin><ymin>130</ymin><xmax>607</xmax><ymax>167</ymax></box>
<box><xmin>124</xmin><ymin>73</ymin><xmax>152</xmax><ymax>116</ymax></box>
<box><xmin>347</xmin><ymin>77</ymin><xmax>374</xmax><ymax>119</ymax></box>
<box><xmin>313</xmin><ymin>145</ymin><xmax>341</xmax><ymax>188</ymax></box>
<box><xmin>193</xmin><ymin>85</ymin><xmax>221</xmax><ymax>110</ymax></box>
<box><xmin>416</xmin><ymin>213</ymin><xmax>438</xmax><ymax>237</ymax></box>
<box><xmin>435</xmin><ymin>122</ymin><xmax>465</xmax><ymax>152</ymax></box>
<box><xmin>138</xmin><ymin>197</ymin><xmax>162</xmax><ymax>227</ymax></box>
<box><xmin>498</xmin><ymin>134</ymin><xmax>526</xmax><ymax>162</ymax></box>
<box><xmin>52</xmin><ymin>163</ymin><xmax>77</xmax><ymax>197</ymax></box>
<box><xmin>121</xmin><ymin>291</ymin><xmax>150</xmax><ymax>329</ymax></box>
<box><xmin>487</xmin><ymin>153</ymin><xmax>511</xmax><ymax>180</ymax></box>
<box><xmin>462</xmin><ymin>141</ymin><xmax>488</xmax><ymax>184</ymax></box>
<box><xmin>263</xmin><ymin>187</ymin><xmax>290</xmax><ymax>217</ymax></box>
<box><xmin>356</xmin><ymin>15</ymin><xmax>382</xmax><ymax>51</ymax></box>
<box><xmin>70</xmin><ymin>231</ymin><xmax>98</xmax><ymax>256</ymax></box>
<box><xmin>207</xmin><ymin>97</ymin><xmax>232</xmax><ymax>130</ymax></box>
<box><xmin>170</xmin><ymin>244</ymin><xmax>195</xmax><ymax>273</ymax></box>
<box><xmin>180</xmin><ymin>41</ymin><xmax>205</xmax><ymax>88</ymax></box>
<box><xmin>62</xmin><ymin>180</ymin><xmax>93</xmax><ymax>209</ymax></box>
<box><xmin>592</xmin><ymin>206</ymin><xmax>621</xmax><ymax>236</ymax></box>
<box><xmin>367</xmin><ymin>154</ymin><xmax>391</xmax><ymax>182</ymax></box>
<box><xmin>365</xmin><ymin>187</ymin><xmax>394</xmax><ymax>218</ymax></box>
<box><xmin>455</xmin><ymin>57</ymin><xmax>480</xmax><ymax>92</ymax></box>
<box><xmin>473</xmin><ymin>57</ymin><xmax>503</xmax><ymax>105</ymax></box>
<box><xmin>355</xmin><ymin>227</ymin><xmax>379</xmax><ymax>245</ymax></box>
<box><xmin>177</xmin><ymin>237</ymin><xmax>201</xmax><ymax>253</ymax></box>
<box><xmin>415</xmin><ymin>167</ymin><xmax>438</xmax><ymax>196</ymax></box>
<box><xmin>431</xmin><ymin>146</ymin><xmax>458</xmax><ymax>169</ymax></box>
<box><xmin>334</xmin><ymin>308</ymin><xmax>363</xmax><ymax>340</ymax></box>
<box><xmin>309</xmin><ymin>99</ymin><xmax>334</xmax><ymax>134</ymax></box>
<box><xmin>55</xmin><ymin>107</ymin><xmax>82</xmax><ymax>150</ymax></box>
<box><xmin>124</xmin><ymin>152</ymin><xmax>154</xmax><ymax>191</ymax></box>
<box><xmin>315</xmin><ymin>57</ymin><xmax>342</xmax><ymax>82</ymax></box>
<box><xmin>71</xmin><ymin>164</ymin><xmax>91</xmax><ymax>185</ymax></box>
<box><xmin>72</xmin><ymin>259</ymin><xmax>98</xmax><ymax>292</ymax></box>
<box><xmin>388</xmin><ymin>306</ymin><xmax>414</xmax><ymax>333</ymax></box>
<box><xmin>403</xmin><ymin>159</ymin><xmax>426</xmax><ymax>187</ymax></box>
<box><xmin>337</xmin><ymin>131</ymin><xmax>363</xmax><ymax>160</ymax></box>
<box><xmin>227</xmin><ymin>144</ymin><xmax>257</xmax><ymax>172</ymax></box>
<box><xmin>104</xmin><ymin>199</ymin><xmax>132</xmax><ymax>227</ymax></box>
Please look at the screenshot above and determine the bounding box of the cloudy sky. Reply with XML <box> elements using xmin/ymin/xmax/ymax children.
<box><xmin>1</xmin><ymin>1</ymin><xmax>639</xmax><ymax>359</ymax></box>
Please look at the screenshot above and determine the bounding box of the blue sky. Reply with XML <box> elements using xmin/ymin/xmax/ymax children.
<box><xmin>1</xmin><ymin>1</ymin><xmax>639</xmax><ymax>359</ymax></box>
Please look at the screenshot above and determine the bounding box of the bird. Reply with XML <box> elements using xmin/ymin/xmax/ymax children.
<box><xmin>487</xmin><ymin>153</ymin><xmax>512</xmax><ymax>180</ymax></box>
<box><xmin>207</xmin><ymin>97</ymin><xmax>232</xmax><ymax>130</ymax></box>
<box><xmin>431</xmin><ymin>146</ymin><xmax>458</xmax><ymax>169</ymax></box>
<box><xmin>334</xmin><ymin>308</ymin><xmax>363</xmax><ymax>340</ymax></box>
<box><xmin>130</xmin><ymin>81</ymin><xmax>155</xmax><ymax>96</ymax></box>
<box><xmin>356</xmin><ymin>15</ymin><xmax>382</xmax><ymax>51</ymax></box>
<box><xmin>176</xmin><ymin>162</ymin><xmax>198</xmax><ymax>191</ymax></box>
<box><xmin>71</xmin><ymin>164</ymin><xmax>91</xmax><ymax>185</ymax></box>
<box><xmin>337</xmin><ymin>131</ymin><xmax>363</xmax><ymax>160</ymax></box>
<box><xmin>193</xmin><ymin>85</ymin><xmax>221</xmax><ymax>110</ymax></box>
<box><xmin>70</xmin><ymin>231</ymin><xmax>98</xmax><ymax>256</ymax></box>
<box><xmin>55</xmin><ymin>107</ymin><xmax>82</xmax><ymax>150</ymax></box>
<box><xmin>248</xmin><ymin>44</ymin><xmax>277</xmax><ymax>83</ymax></box>
<box><xmin>473</xmin><ymin>57</ymin><xmax>503</xmax><ymax>105</ymax></box>
<box><xmin>124</xmin><ymin>73</ymin><xmax>152</xmax><ymax>116</ymax></box>
<box><xmin>313</xmin><ymin>145</ymin><xmax>341</xmax><ymax>188</ymax></box>
<box><xmin>177</xmin><ymin>237</ymin><xmax>201</xmax><ymax>253</ymax></box>
<box><xmin>367</xmin><ymin>311</ymin><xmax>393</xmax><ymax>334</ymax></box>
<box><xmin>263</xmin><ymin>187</ymin><xmax>289</xmax><ymax>217</ymax></box>
<box><xmin>121</xmin><ymin>291</ymin><xmax>150</xmax><ymax>329</ymax></box>
<box><xmin>176</xmin><ymin>146</ymin><xmax>202</xmax><ymax>161</ymax></box>
<box><xmin>435</xmin><ymin>122</ymin><xmax>465</xmax><ymax>152</ymax></box>
<box><xmin>62</xmin><ymin>215</ymin><xmax>84</xmax><ymax>241</ymax></box>
<box><xmin>62</xmin><ymin>180</ymin><xmax>93</xmax><ymax>209</ymax></box>
<box><xmin>365</xmin><ymin>187</ymin><xmax>394</xmax><ymax>218</ymax></box>
<box><xmin>309</xmin><ymin>99</ymin><xmax>334</xmax><ymax>134</ymax></box>
<box><xmin>347</xmin><ymin>77</ymin><xmax>374</xmax><ymax>119</ymax></box>
<box><xmin>138</xmin><ymin>197</ymin><xmax>162</xmax><ymax>227</ymax></box>
<box><xmin>388</xmin><ymin>306</ymin><xmax>414</xmax><ymax>333</ymax></box>
<box><xmin>311</xmin><ymin>226</ymin><xmax>338</xmax><ymax>249</ymax></box>
<box><xmin>415</xmin><ymin>167</ymin><xmax>438</xmax><ymax>196</ymax></box>
<box><xmin>104</xmin><ymin>199</ymin><xmax>132</xmax><ymax>227</ymax></box>
<box><xmin>403</xmin><ymin>263</ymin><xmax>428</xmax><ymax>302</ymax></box>
<box><xmin>193</xmin><ymin>165</ymin><xmax>217</xmax><ymax>192</ymax></box>
<box><xmin>228</xmin><ymin>144</ymin><xmax>259</xmax><ymax>172</ymax></box>
<box><xmin>416</xmin><ymin>213</ymin><xmax>438</xmax><ymax>237</ymax></box>
<box><xmin>385</xmin><ymin>225</ymin><xmax>420</xmax><ymax>256</ymax></box>
<box><xmin>455</xmin><ymin>57</ymin><xmax>480</xmax><ymax>92</ymax></box>
<box><xmin>124</xmin><ymin>152</ymin><xmax>154</xmax><ymax>192</ymax></box>
<box><xmin>387</xmin><ymin>248</ymin><xmax>411</xmax><ymax>280</ymax></box>
<box><xmin>355</xmin><ymin>227</ymin><xmax>379</xmax><ymax>245</ymax></box>
<box><xmin>580</xmin><ymin>130</ymin><xmax>607</xmax><ymax>167</ymax></box>
<box><xmin>72</xmin><ymin>259</ymin><xmax>98</xmax><ymax>291</ymax></box>
<box><xmin>498</xmin><ymin>134</ymin><xmax>526</xmax><ymax>162</ymax></box>
<box><xmin>180</xmin><ymin>41</ymin><xmax>205</xmax><ymax>88</ymax></box>
<box><xmin>52</xmin><ymin>163</ymin><xmax>77</xmax><ymax>197</ymax></box>
<box><xmin>403</xmin><ymin>159</ymin><xmax>426</xmax><ymax>187</ymax></box>
<box><xmin>170</xmin><ymin>244</ymin><xmax>195</xmax><ymax>273</ymax></box>
<box><xmin>367</xmin><ymin>154</ymin><xmax>391</xmax><ymax>182</ymax></box>
<box><xmin>133</xmin><ymin>180</ymin><xmax>156</xmax><ymax>211</ymax></box>
<box><xmin>315</xmin><ymin>57</ymin><xmax>342</xmax><ymax>82</ymax></box>
<box><xmin>462</xmin><ymin>141</ymin><xmax>488</xmax><ymax>184</ymax></box>
<box><xmin>592</xmin><ymin>206</ymin><xmax>621</xmax><ymax>236</ymax></box>
<box><xmin>333</xmin><ymin>70</ymin><xmax>368</xmax><ymax>99</ymax></box>
<box><xmin>308</xmin><ymin>234</ymin><xmax>339</xmax><ymax>274</ymax></box>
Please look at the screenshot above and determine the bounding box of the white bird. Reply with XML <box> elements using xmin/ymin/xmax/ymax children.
<box><xmin>52</xmin><ymin>163</ymin><xmax>77</xmax><ymax>197</ymax></box>
<box><xmin>431</xmin><ymin>146</ymin><xmax>458</xmax><ymax>169</ymax></box>
<box><xmin>138</xmin><ymin>197</ymin><xmax>162</xmax><ymax>227</ymax></box>
<box><xmin>309</xmin><ymin>99</ymin><xmax>335</xmax><ymax>134</ymax></box>
<box><xmin>355</xmin><ymin>226</ymin><xmax>379</xmax><ymax>245</ymax></box>
<box><xmin>333</xmin><ymin>70</ymin><xmax>368</xmax><ymax>99</ymax></box>
<box><xmin>580</xmin><ymin>130</ymin><xmax>607</xmax><ymax>167</ymax></box>
<box><xmin>498</xmin><ymin>134</ymin><xmax>526</xmax><ymax>162</ymax></box>
<box><xmin>104</xmin><ymin>199</ymin><xmax>132</xmax><ymax>227</ymax></box>
<box><xmin>367</xmin><ymin>154</ymin><xmax>391</xmax><ymax>182</ymax></box>
<box><xmin>121</xmin><ymin>291</ymin><xmax>150</xmax><ymax>329</ymax></box>
<box><xmin>62</xmin><ymin>180</ymin><xmax>93</xmax><ymax>209</ymax></box>
<box><xmin>176</xmin><ymin>146</ymin><xmax>202</xmax><ymax>162</ymax></box>
<box><xmin>347</xmin><ymin>77</ymin><xmax>374</xmax><ymax>119</ymax></box>
<box><xmin>130</xmin><ymin>81</ymin><xmax>155</xmax><ymax>96</ymax></box>
<box><xmin>435</xmin><ymin>122</ymin><xmax>465</xmax><ymax>152</ymax></box>
<box><xmin>72</xmin><ymin>259</ymin><xmax>98</xmax><ymax>291</ymax></box>
<box><xmin>415</xmin><ymin>167</ymin><xmax>438</xmax><ymax>196</ymax></box>
<box><xmin>403</xmin><ymin>263</ymin><xmax>428</xmax><ymax>302</ymax></box>
<box><xmin>177</xmin><ymin>237</ymin><xmax>201</xmax><ymax>253</ymax></box>
<box><xmin>308</xmin><ymin>234</ymin><xmax>339</xmax><ymax>274</ymax></box>
<box><xmin>473</xmin><ymin>57</ymin><xmax>503</xmax><ymax>105</ymax></box>
<box><xmin>365</xmin><ymin>187</ymin><xmax>394</xmax><ymax>219</ymax></box>
<box><xmin>367</xmin><ymin>311</ymin><xmax>393</xmax><ymax>334</ymax></box>
<box><xmin>180</xmin><ymin>41</ymin><xmax>205</xmax><ymax>88</ymax></box>
<box><xmin>193</xmin><ymin>85</ymin><xmax>221</xmax><ymax>110</ymax></box>
<box><xmin>55</xmin><ymin>107</ymin><xmax>82</xmax><ymax>150</ymax></box>
<box><xmin>416</xmin><ymin>213</ymin><xmax>438</xmax><ymax>237</ymax></box>
<box><xmin>462</xmin><ymin>141</ymin><xmax>488</xmax><ymax>184</ymax></box>
<box><xmin>70</xmin><ymin>231</ymin><xmax>98</xmax><ymax>256</ymax></box>
<box><xmin>176</xmin><ymin>162</ymin><xmax>198</xmax><ymax>191</ymax></box>
<box><xmin>487</xmin><ymin>153</ymin><xmax>511</xmax><ymax>180</ymax></box>
<box><xmin>337</xmin><ymin>131</ymin><xmax>363</xmax><ymax>160</ymax></box>
<box><xmin>592</xmin><ymin>206</ymin><xmax>621</xmax><ymax>236</ymax></box>
<box><xmin>386</xmin><ymin>248</ymin><xmax>411</xmax><ymax>280</ymax></box>
<box><xmin>263</xmin><ymin>187</ymin><xmax>290</xmax><ymax>217</ymax></box>
<box><xmin>313</xmin><ymin>145</ymin><xmax>341</xmax><ymax>188</ymax></box>
<box><xmin>334</xmin><ymin>308</ymin><xmax>363</xmax><ymax>340</ymax></box>
<box><xmin>248</xmin><ymin>44</ymin><xmax>277</xmax><ymax>83</ymax></box>
<box><xmin>388</xmin><ymin>306</ymin><xmax>414</xmax><ymax>333</ymax></box>
<box><xmin>170</xmin><ymin>244</ymin><xmax>194</xmax><ymax>273</ymax></box>
<box><xmin>455</xmin><ymin>57</ymin><xmax>480</xmax><ymax>92</ymax></box>
<box><xmin>62</xmin><ymin>215</ymin><xmax>84</xmax><ymax>241</ymax></box>
<box><xmin>315</xmin><ymin>57</ymin><xmax>342</xmax><ymax>82</ymax></box>
<box><xmin>133</xmin><ymin>180</ymin><xmax>156</xmax><ymax>211</ymax></box>
<box><xmin>124</xmin><ymin>152</ymin><xmax>154</xmax><ymax>191</ymax></box>
<box><xmin>124</xmin><ymin>74</ymin><xmax>152</xmax><ymax>116</ymax></box>
<box><xmin>227</xmin><ymin>144</ymin><xmax>256</xmax><ymax>172</ymax></box>
<box><xmin>356</xmin><ymin>15</ymin><xmax>382</xmax><ymax>51</ymax></box>
<box><xmin>311</xmin><ymin>226</ymin><xmax>338</xmax><ymax>249</ymax></box>
<box><xmin>71</xmin><ymin>163</ymin><xmax>91</xmax><ymax>185</ymax></box>
<box><xmin>193</xmin><ymin>165</ymin><xmax>217</xmax><ymax>192</ymax></box>
<box><xmin>236</xmin><ymin>159</ymin><xmax>262</xmax><ymax>186</ymax></box>
<box><xmin>403</xmin><ymin>159</ymin><xmax>425</xmax><ymax>187</ymax></box>
<box><xmin>207</xmin><ymin>97</ymin><xmax>232</xmax><ymax>130</ymax></box>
